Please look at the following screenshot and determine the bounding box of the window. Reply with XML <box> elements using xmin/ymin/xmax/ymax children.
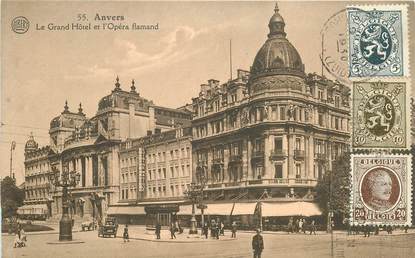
<box><xmin>274</xmin><ymin>138</ymin><xmax>283</xmax><ymax>151</ymax></box>
<box><xmin>163</xmin><ymin>168</ymin><xmax>166</xmax><ymax>179</ymax></box>
<box><xmin>334</xmin><ymin>96</ymin><xmax>340</xmax><ymax>107</ymax></box>
<box><xmin>318</xmin><ymin>113</ymin><xmax>324</xmax><ymax>126</ymax></box>
<box><xmin>170</xmin><ymin>167</ymin><xmax>174</xmax><ymax>178</ymax></box>
<box><xmin>280</xmin><ymin>107</ymin><xmax>286</xmax><ymax>120</ymax></box>
<box><xmin>295</xmin><ymin>138</ymin><xmax>301</xmax><ymax>150</ymax></box>
<box><xmin>148</xmin><ymin>170</ymin><xmax>152</xmax><ymax>180</ymax></box>
<box><xmin>275</xmin><ymin>164</ymin><xmax>283</xmax><ymax>178</ymax></box>
<box><xmin>335</xmin><ymin>117</ymin><xmax>339</xmax><ymax>130</ymax></box>
<box><xmin>296</xmin><ymin>164</ymin><xmax>301</xmax><ymax>178</ymax></box>
<box><xmin>254</xmin><ymin>165</ymin><xmax>263</xmax><ymax>179</ymax></box>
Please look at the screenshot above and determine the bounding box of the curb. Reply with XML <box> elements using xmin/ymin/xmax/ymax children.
<box><xmin>116</xmin><ymin>236</ymin><xmax>237</xmax><ymax>243</ymax></box>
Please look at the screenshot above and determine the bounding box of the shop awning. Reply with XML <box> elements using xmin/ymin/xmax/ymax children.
<box><xmin>107</xmin><ymin>206</ymin><xmax>145</xmax><ymax>215</ymax></box>
<box><xmin>17</xmin><ymin>204</ymin><xmax>48</xmax><ymax>215</ymax></box>
<box><xmin>261</xmin><ymin>202</ymin><xmax>322</xmax><ymax>217</ymax></box>
<box><xmin>177</xmin><ymin>205</ymin><xmax>202</xmax><ymax>215</ymax></box>
<box><xmin>205</xmin><ymin>203</ymin><xmax>234</xmax><ymax>216</ymax></box>
<box><xmin>232</xmin><ymin>202</ymin><xmax>257</xmax><ymax>215</ymax></box>
<box><xmin>138</xmin><ymin>200</ymin><xmax>186</xmax><ymax>205</ymax></box>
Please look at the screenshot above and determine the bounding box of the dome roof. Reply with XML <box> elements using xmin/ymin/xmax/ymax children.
<box><xmin>250</xmin><ymin>3</ymin><xmax>305</xmax><ymax>79</ymax></box>
<box><xmin>25</xmin><ymin>133</ymin><xmax>38</xmax><ymax>152</ymax></box>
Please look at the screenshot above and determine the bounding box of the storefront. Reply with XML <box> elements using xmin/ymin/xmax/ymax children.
<box><xmin>107</xmin><ymin>205</ymin><xmax>146</xmax><ymax>225</ymax></box>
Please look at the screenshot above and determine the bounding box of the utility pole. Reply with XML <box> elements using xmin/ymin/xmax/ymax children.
<box><xmin>229</xmin><ymin>39</ymin><xmax>233</xmax><ymax>80</ymax></box>
<box><xmin>10</xmin><ymin>141</ymin><xmax>16</xmax><ymax>179</ymax></box>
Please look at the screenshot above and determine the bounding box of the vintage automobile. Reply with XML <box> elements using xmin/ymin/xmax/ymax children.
<box><xmin>98</xmin><ymin>217</ymin><xmax>118</xmax><ymax>238</ymax></box>
<box><xmin>81</xmin><ymin>220</ymin><xmax>95</xmax><ymax>231</ymax></box>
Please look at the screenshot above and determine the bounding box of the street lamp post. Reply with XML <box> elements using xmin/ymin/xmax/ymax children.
<box><xmin>48</xmin><ymin>165</ymin><xmax>80</xmax><ymax>241</ymax></box>
<box><xmin>185</xmin><ymin>182</ymin><xmax>200</xmax><ymax>234</ymax></box>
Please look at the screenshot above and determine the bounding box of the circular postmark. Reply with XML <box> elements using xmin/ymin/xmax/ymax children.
<box><xmin>11</xmin><ymin>16</ymin><xmax>30</xmax><ymax>34</ymax></box>
<box><xmin>359</xmin><ymin>166</ymin><xmax>401</xmax><ymax>213</ymax></box>
<box><xmin>321</xmin><ymin>8</ymin><xmax>350</xmax><ymax>84</ymax></box>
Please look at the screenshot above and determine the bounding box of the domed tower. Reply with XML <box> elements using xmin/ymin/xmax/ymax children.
<box><xmin>25</xmin><ymin>133</ymin><xmax>39</xmax><ymax>153</ymax></box>
<box><xmin>249</xmin><ymin>3</ymin><xmax>305</xmax><ymax>95</ymax></box>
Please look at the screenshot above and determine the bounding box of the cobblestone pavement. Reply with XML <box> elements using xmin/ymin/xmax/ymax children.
<box><xmin>2</xmin><ymin>226</ymin><xmax>415</xmax><ymax>258</ymax></box>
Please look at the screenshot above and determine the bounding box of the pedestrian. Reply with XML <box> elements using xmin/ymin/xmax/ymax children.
<box><xmin>295</xmin><ymin>219</ymin><xmax>300</xmax><ymax>233</ymax></box>
<box><xmin>404</xmin><ymin>225</ymin><xmax>409</xmax><ymax>233</ymax></box>
<box><xmin>170</xmin><ymin>222</ymin><xmax>176</xmax><ymax>239</ymax></box>
<box><xmin>123</xmin><ymin>224</ymin><xmax>129</xmax><ymax>242</ymax></box>
<box><xmin>298</xmin><ymin>219</ymin><xmax>304</xmax><ymax>234</ymax></box>
<box><xmin>231</xmin><ymin>221</ymin><xmax>237</xmax><ymax>238</ymax></box>
<box><xmin>211</xmin><ymin>220</ymin><xmax>216</xmax><ymax>238</ymax></box>
<box><xmin>155</xmin><ymin>222</ymin><xmax>161</xmax><ymax>239</ymax></box>
<box><xmin>287</xmin><ymin>217</ymin><xmax>293</xmax><ymax>233</ymax></box>
<box><xmin>302</xmin><ymin>219</ymin><xmax>307</xmax><ymax>234</ymax></box>
<box><xmin>252</xmin><ymin>229</ymin><xmax>264</xmax><ymax>258</ymax></box>
<box><xmin>374</xmin><ymin>225</ymin><xmax>379</xmax><ymax>235</ymax></box>
<box><xmin>220</xmin><ymin>222</ymin><xmax>225</xmax><ymax>236</ymax></box>
<box><xmin>215</xmin><ymin>222</ymin><xmax>221</xmax><ymax>239</ymax></box>
<box><xmin>309</xmin><ymin>220</ymin><xmax>316</xmax><ymax>235</ymax></box>
<box><xmin>203</xmin><ymin>223</ymin><xmax>209</xmax><ymax>239</ymax></box>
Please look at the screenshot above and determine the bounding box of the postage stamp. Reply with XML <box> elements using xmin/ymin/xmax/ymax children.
<box><xmin>351</xmin><ymin>154</ymin><xmax>412</xmax><ymax>225</ymax></box>
<box><xmin>347</xmin><ymin>5</ymin><xmax>409</xmax><ymax>78</ymax></box>
<box><xmin>352</xmin><ymin>80</ymin><xmax>409</xmax><ymax>149</ymax></box>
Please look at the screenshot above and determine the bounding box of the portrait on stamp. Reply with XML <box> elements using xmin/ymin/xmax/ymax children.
<box><xmin>352</xmin><ymin>81</ymin><xmax>408</xmax><ymax>149</ymax></box>
<box><xmin>347</xmin><ymin>6</ymin><xmax>408</xmax><ymax>77</ymax></box>
<box><xmin>360</xmin><ymin>167</ymin><xmax>400</xmax><ymax>212</ymax></box>
<box><xmin>351</xmin><ymin>155</ymin><xmax>412</xmax><ymax>225</ymax></box>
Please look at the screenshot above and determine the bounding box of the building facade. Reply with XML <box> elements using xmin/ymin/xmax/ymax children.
<box><xmin>110</xmin><ymin>127</ymin><xmax>192</xmax><ymax>226</ymax></box>
<box><xmin>19</xmin><ymin>135</ymin><xmax>54</xmax><ymax>219</ymax></box>
<box><xmin>190</xmin><ymin>4</ymin><xmax>350</xmax><ymax>221</ymax></box>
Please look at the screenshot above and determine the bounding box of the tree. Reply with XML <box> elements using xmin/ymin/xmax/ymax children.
<box><xmin>1</xmin><ymin>176</ymin><xmax>25</xmax><ymax>219</ymax></box>
<box><xmin>315</xmin><ymin>153</ymin><xmax>351</xmax><ymax>226</ymax></box>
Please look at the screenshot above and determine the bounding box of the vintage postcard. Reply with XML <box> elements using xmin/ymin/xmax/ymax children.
<box><xmin>1</xmin><ymin>1</ymin><xmax>414</xmax><ymax>258</ymax></box>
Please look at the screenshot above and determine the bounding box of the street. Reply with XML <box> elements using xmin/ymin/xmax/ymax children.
<box><xmin>2</xmin><ymin>227</ymin><xmax>415</xmax><ymax>258</ymax></box>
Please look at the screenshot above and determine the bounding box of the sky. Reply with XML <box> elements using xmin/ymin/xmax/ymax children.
<box><xmin>1</xmin><ymin>0</ymin><xmax>414</xmax><ymax>184</ymax></box>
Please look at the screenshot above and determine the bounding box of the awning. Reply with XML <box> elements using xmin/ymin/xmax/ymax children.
<box><xmin>232</xmin><ymin>202</ymin><xmax>257</xmax><ymax>215</ymax></box>
<box><xmin>205</xmin><ymin>203</ymin><xmax>234</xmax><ymax>216</ymax></box>
<box><xmin>261</xmin><ymin>202</ymin><xmax>322</xmax><ymax>217</ymax></box>
<box><xmin>138</xmin><ymin>200</ymin><xmax>186</xmax><ymax>205</ymax></box>
<box><xmin>107</xmin><ymin>206</ymin><xmax>145</xmax><ymax>215</ymax></box>
<box><xmin>177</xmin><ymin>205</ymin><xmax>202</xmax><ymax>215</ymax></box>
<box><xmin>17</xmin><ymin>204</ymin><xmax>48</xmax><ymax>215</ymax></box>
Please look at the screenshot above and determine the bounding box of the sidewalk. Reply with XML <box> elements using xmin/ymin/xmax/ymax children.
<box><xmin>124</xmin><ymin>226</ymin><xmax>237</xmax><ymax>243</ymax></box>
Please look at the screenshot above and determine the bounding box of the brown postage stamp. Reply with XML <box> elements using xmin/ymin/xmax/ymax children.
<box><xmin>351</xmin><ymin>154</ymin><xmax>412</xmax><ymax>225</ymax></box>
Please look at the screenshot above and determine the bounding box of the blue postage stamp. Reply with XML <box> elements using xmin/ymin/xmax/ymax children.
<box><xmin>348</xmin><ymin>5</ymin><xmax>408</xmax><ymax>78</ymax></box>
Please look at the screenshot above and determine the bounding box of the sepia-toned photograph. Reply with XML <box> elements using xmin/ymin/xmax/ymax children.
<box><xmin>1</xmin><ymin>1</ymin><xmax>414</xmax><ymax>258</ymax></box>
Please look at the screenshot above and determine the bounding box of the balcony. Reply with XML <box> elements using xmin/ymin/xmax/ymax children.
<box><xmin>212</xmin><ymin>158</ymin><xmax>224</xmax><ymax>165</ymax></box>
<box><xmin>196</xmin><ymin>161</ymin><xmax>208</xmax><ymax>168</ymax></box>
<box><xmin>252</xmin><ymin>150</ymin><xmax>264</xmax><ymax>158</ymax></box>
<box><xmin>294</xmin><ymin>150</ymin><xmax>305</xmax><ymax>160</ymax></box>
<box><xmin>270</xmin><ymin>149</ymin><xmax>287</xmax><ymax>160</ymax></box>
<box><xmin>208</xmin><ymin>183</ymin><xmax>223</xmax><ymax>189</ymax></box>
<box><xmin>225</xmin><ymin>181</ymin><xmax>241</xmax><ymax>187</ymax></box>
<box><xmin>314</xmin><ymin>153</ymin><xmax>326</xmax><ymax>161</ymax></box>
<box><xmin>229</xmin><ymin>154</ymin><xmax>242</xmax><ymax>163</ymax></box>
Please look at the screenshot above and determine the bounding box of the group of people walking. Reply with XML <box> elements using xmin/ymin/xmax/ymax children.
<box><xmin>287</xmin><ymin>217</ymin><xmax>316</xmax><ymax>235</ymax></box>
<box><xmin>201</xmin><ymin>220</ymin><xmax>226</xmax><ymax>239</ymax></box>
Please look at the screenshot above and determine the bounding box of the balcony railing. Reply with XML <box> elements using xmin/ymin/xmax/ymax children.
<box><xmin>270</xmin><ymin>149</ymin><xmax>287</xmax><ymax>160</ymax></box>
<box><xmin>314</xmin><ymin>153</ymin><xmax>326</xmax><ymax>161</ymax></box>
<box><xmin>212</xmin><ymin>158</ymin><xmax>224</xmax><ymax>165</ymax></box>
<box><xmin>225</xmin><ymin>181</ymin><xmax>241</xmax><ymax>187</ymax></box>
<box><xmin>229</xmin><ymin>154</ymin><xmax>242</xmax><ymax>163</ymax></box>
<box><xmin>294</xmin><ymin>150</ymin><xmax>305</xmax><ymax>160</ymax></box>
<box><xmin>252</xmin><ymin>150</ymin><xmax>264</xmax><ymax>158</ymax></box>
